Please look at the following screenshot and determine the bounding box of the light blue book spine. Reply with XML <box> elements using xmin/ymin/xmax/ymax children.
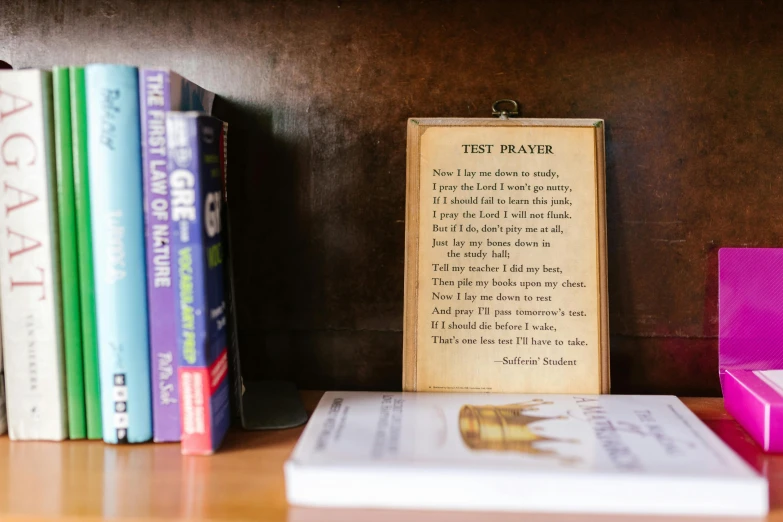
<box><xmin>85</xmin><ymin>64</ymin><xmax>152</xmax><ymax>443</ymax></box>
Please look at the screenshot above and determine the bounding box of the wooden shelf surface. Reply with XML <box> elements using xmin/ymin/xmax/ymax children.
<box><xmin>0</xmin><ymin>394</ymin><xmax>780</xmax><ymax>521</ymax></box>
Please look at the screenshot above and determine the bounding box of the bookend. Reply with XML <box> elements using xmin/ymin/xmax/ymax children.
<box><xmin>224</xmin><ymin>212</ymin><xmax>307</xmax><ymax>430</ymax></box>
<box><xmin>218</xmin><ymin>101</ymin><xmax>308</xmax><ymax>430</ymax></box>
<box><xmin>240</xmin><ymin>380</ymin><xmax>308</xmax><ymax>430</ymax></box>
<box><xmin>224</xmin><ymin>206</ymin><xmax>307</xmax><ymax>430</ymax></box>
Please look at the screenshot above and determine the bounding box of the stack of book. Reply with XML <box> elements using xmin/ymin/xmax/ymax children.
<box><xmin>0</xmin><ymin>64</ymin><xmax>231</xmax><ymax>455</ymax></box>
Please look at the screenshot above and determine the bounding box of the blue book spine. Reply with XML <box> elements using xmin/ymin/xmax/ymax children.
<box><xmin>168</xmin><ymin>113</ymin><xmax>230</xmax><ymax>455</ymax></box>
<box><xmin>85</xmin><ymin>64</ymin><xmax>152</xmax><ymax>443</ymax></box>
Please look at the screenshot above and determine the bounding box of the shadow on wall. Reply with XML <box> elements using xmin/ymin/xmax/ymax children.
<box><xmin>212</xmin><ymin>96</ymin><xmax>306</xmax><ymax>382</ymax></box>
<box><xmin>211</xmin><ymin>95</ymin><xmax>404</xmax><ymax>391</ymax></box>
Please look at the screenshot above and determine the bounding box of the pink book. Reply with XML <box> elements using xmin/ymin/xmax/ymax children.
<box><xmin>719</xmin><ymin>247</ymin><xmax>783</xmax><ymax>452</ymax></box>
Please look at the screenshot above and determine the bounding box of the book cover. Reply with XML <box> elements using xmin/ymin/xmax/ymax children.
<box><xmin>286</xmin><ymin>392</ymin><xmax>768</xmax><ymax>516</ymax></box>
<box><xmin>69</xmin><ymin>66</ymin><xmax>102</xmax><ymax>439</ymax></box>
<box><xmin>139</xmin><ymin>68</ymin><xmax>215</xmax><ymax>442</ymax></box>
<box><xmin>168</xmin><ymin>112</ymin><xmax>231</xmax><ymax>455</ymax></box>
<box><xmin>0</xmin><ymin>69</ymin><xmax>68</xmax><ymax>440</ymax></box>
<box><xmin>53</xmin><ymin>66</ymin><xmax>87</xmax><ymax>440</ymax></box>
<box><xmin>85</xmin><ymin>64</ymin><xmax>152</xmax><ymax>444</ymax></box>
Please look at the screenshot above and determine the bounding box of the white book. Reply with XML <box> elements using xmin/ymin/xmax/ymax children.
<box><xmin>286</xmin><ymin>392</ymin><xmax>767</xmax><ymax>516</ymax></box>
<box><xmin>0</xmin><ymin>70</ymin><xmax>67</xmax><ymax>440</ymax></box>
<box><xmin>0</xmin><ymin>333</ymin><xmax>5</xmax><ymax>435</ymax></box>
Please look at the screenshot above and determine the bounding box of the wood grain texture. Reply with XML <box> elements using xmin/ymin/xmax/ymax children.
<box><xmin>0</xmin><ymin>394</ymin><xmax>781</xmax><ymax>521</ymax></box>
<box><xmin>2</xmin><ymin>0</ymin><xmax>782</xmax><ymax>393</ymax></box>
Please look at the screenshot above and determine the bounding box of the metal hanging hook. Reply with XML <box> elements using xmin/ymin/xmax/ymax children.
<box><xmin>491</xmin><ymin>99</ymin><xmax>519</xmax><ymax>119</ymax></box>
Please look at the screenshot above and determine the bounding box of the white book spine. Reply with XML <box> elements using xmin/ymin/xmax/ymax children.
<box><xmin>0</xmin><ymin>70</ymin><xmax>67</xmax><ymax>440</ymax></box>
<box><xmin>0</xmin><ymin>334</ymin><xmax>5</xmax><ymax>435</ymax></box>
<box><xmin>285</xmin><ymin>463</ymin><xmax>767</xmax><ymax>516</ymax></box>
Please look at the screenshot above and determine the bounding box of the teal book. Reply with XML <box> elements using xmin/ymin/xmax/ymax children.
<box><xmin>85</xmin><ymin>64</ymin><xmax>152</xmax><ymax>443</ymax></box>
<box><xmin>70</xmin><ymin>66</ymin><xmax>103</xmax><ymax>439</ymax></box>
<box><xmin>53</xmin><ymin>66</ymin><xmax>87</xmax><ymax>439</ymax></box>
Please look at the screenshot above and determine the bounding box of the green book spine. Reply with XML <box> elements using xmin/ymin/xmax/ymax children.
<box><xmin>69</xmin><ymin>66</ymin><xmax>102</xmax><ymax>439</ymax></box>
<box><xmin>53</xmin><ymin>67</ymin><xmax>86</xmax><ymax>439</ymax></box>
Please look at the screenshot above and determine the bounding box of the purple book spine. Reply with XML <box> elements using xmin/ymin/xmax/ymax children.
<box><xmin>140</xmin><ymin>69</ymin><xmax>179</xmax><ymax>442</ymax></box>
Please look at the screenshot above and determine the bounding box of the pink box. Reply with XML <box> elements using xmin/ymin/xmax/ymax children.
<box><xmin>720</xmin><ymin>248</ymin><xmax>783</xmax><ymax>452</ymax></box>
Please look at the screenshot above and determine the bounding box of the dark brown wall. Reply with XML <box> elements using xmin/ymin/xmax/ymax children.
<box><xmin>3</xmin><ymin>0</ymin><xmax>781</xmax><ymax>396</ymax></box>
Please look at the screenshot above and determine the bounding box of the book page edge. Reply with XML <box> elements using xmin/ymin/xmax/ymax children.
<box><xmin>594</xmin><ymin>123</ymin><xmax>610</xmax><ymax>393</ymax></box>
<box><xmin>403</xmin><ymin>119</ymin><xmax>422</xmax><ymax>391</ymax></box>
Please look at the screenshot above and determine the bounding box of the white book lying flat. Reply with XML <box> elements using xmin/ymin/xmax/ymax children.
<box><xmin>285</xmin><ymin>392</ymin><xmax>767</xmax><ymax>516</ymax></box>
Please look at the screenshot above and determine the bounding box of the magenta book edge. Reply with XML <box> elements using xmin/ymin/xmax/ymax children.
<box><xmin>723</xmin><ymin>369</ymin><xmax>783</xmax><ymax>453</ymax></box>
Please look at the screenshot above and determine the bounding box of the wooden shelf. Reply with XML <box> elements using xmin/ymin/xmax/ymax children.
<box><xmin>0</xmin><ymin>394</ymin><xmax>780</xmax><ymax>521</ymax></box>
